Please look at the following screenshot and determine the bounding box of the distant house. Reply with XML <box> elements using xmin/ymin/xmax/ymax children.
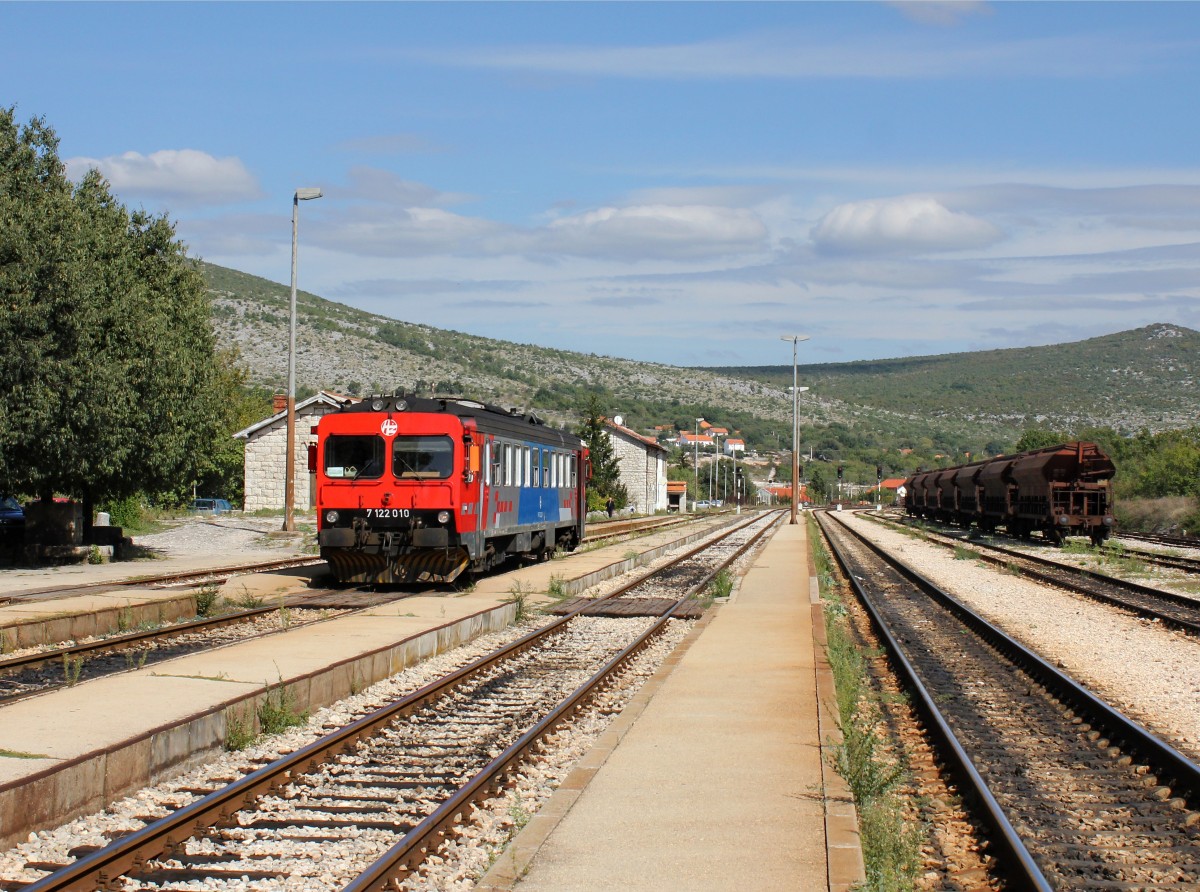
<box><xmin>606</xmin><ymin>417</ymin><xmax>668</xmax><ymax>514</ymax></box>
<box><xmin>723</xmin><ymin>437</ymin><xmax>745</xmax><ymax>455</ymax></box>
<box><xmin>233</xmin><ymin>391</ymin><xmax>357</xmax><ymax>512</ymax></box>
<box><xmin>677</xmin><ymin>432</ymin><xmax>715</xmax><ymax>450</ymax></box>
<box><xmin>666</xmin><ymin>479</ymin><xmax>689</xmax><ymax>512</ymax></box>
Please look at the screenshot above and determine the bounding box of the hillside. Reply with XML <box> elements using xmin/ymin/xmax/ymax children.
<box><xmin>708</xmin><ymin>324</ymin><xmax>1200</xmax><ymax>437</ymax></box>
<box><xmin>202</xmin><ymin>262</ymin><xmax>1197</xmax><ymax>451</ymax></box>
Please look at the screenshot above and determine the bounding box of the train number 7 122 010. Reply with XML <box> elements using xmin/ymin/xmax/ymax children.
<box><xmin>365</xmin><ymin>508</ymin><xmax>412</xmax><ymax>518</ymax></box>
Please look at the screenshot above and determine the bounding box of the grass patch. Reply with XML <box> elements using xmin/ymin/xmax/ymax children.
<box><xmin>809</xmin><ymin>516</ymin><xmax>924</xmax><ymax>891</ymax></box>
<box><xmin>505</xmin><ymin>581</ymin><xmax>533</xmax><ymax>622</ymax></box>
<box><xmin>224</xmin><ymin>706</ymin><xmax>256</xmax><ymax>751</ymax></box>
<box><xmin>258</xmin><ymin>677</ymin><xmax>308</xmax><ymax>736</ymax></box>
<box><xmin>952</xmin><ymin>544</ymin><xmax>973</xmax><ymax>560</ymax></box>
<box><xmin>229</xmin><ymin>585</ymin><xmax>266</xmax><ymax>609</ymax></box>
<box><xmin>194</xmin><ymin>583</ymin><xmax>221</xmax><ymax>617</ymax></box>
<box><xmin>546</xmin><ymin>573</ymin><xmax>569</xmax><ymax>600</ymax></box>
<box><xmin>0</xmin><ymin>748</ymin><xmax>51</xmax><ymax>759</ymax></box>
<box><xmin>704</xmin><ymin>567</ymin><xmax>734</xmax><ymax>603</ymax></box>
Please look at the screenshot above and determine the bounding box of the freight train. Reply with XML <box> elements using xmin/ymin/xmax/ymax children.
<box><xmin>905</xmin><ymin>442</ymin><xmax>1115</xmax><ymax>545</ymax></box>
<box><xmin>314</xmin><ymin>395</ymin><xmax>587</xmax><ymax>584</ymax></box>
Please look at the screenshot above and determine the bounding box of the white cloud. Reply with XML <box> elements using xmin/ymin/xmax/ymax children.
<box><xmin>532</xmin><ymin>204</ymin><xmax>769</xmax><ymax>261</ymax></box>
<box><xmin>66</xmin><ymin>149</ymin><xmax>260</xmax><ymax>205</ymax></box>
<box><xmin>313</xmin><ymin>206</ymin><xmax>505</xmax><ymax>258</ymax></box>
<box><xmin>811</xmin><ymin>196</ymin><xmax>1003</xmax><ymax>254</ymax></box>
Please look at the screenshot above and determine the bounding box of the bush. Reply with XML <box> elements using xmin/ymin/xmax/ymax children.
<box><xmin>103</xmin><ymin>494</ymin><xmax>145</xmax><ymax>530</ymax></box>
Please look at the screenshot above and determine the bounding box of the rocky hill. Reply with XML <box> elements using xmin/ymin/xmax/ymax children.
<box><xmin>202</xmin><ymin>262</ymin><xmax>1198</xmax><ymax>449</ymax></box>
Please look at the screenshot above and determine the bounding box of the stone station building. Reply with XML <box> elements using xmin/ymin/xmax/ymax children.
<box><xmin>233</xmin><ymin>392</ymin><xmax>356</xmax><ymax>512</ymax></box>
<box><xmin>606</xmin><ymin>417</ymin><xmax>668</xmax><ymax>514</ymax></box>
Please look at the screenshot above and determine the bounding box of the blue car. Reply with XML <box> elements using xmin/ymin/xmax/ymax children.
<box><xmin>189</xmin><ymin>498</ymin><xmax>234</xmax><ymax>515</ymax></box>
<box><xmin>0</xmin><ymin>495</ymin><xmax>24</xmax><ymax>544</ymax></box>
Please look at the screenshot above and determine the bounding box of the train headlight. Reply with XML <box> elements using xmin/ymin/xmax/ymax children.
<box><xmin>371</xmin><ymin>398</ymin><xmax>385</xmax><ymax>411</ymax></box>
<box><xmin>1104</xmin><ymin>516</ymin><xmax>1114</xmax><ymax>526</ymax></box>
<box><xmin>325</xmin><ymin>510</ymin><xmax>340</xmax><ymax>524</ymax></box>
<box><xmin>437</xmin><ymin>510</ymin><xmax>450</xmax><ymax>524</ymax></box>
<box><xmin>1058</xmin><ymin>515</ymin><xmax>1070</xmax><ymax>524</ymax></box>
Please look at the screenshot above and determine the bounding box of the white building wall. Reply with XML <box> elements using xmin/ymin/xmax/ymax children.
<box><xmin>242</xmin><ymin>406</ymin><xmax>335</xmax><ymax>513</ymax></box>
<box><xmin>609</xmin><ymin>430</ymin><xmax>668</xmax><ymax>514</ymax></box>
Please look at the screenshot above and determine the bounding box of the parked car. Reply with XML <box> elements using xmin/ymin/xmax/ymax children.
<box><xmin>189</xmin><ymin>498</ymin><xmax>234</xmax><ymax>515</ymax></box>
<box><xmin>0</xmin><ymin>495</ymin><xmax>24</xmax><ymax>543</ymax></box>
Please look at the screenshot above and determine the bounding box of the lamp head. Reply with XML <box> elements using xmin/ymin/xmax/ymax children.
<box><xmin>295</xmin><ymin>187</ymin><xmax>323</xmax><ymax>201</ymax></box>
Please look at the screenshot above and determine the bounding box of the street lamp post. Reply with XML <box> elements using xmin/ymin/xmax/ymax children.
<box><xmin>779</xmin><ymin>335</ymin><xmax>810</xmax><ymax>524</ymax></box>
<box><xmin>285</xmin><ymin>187</ymin><xmax>323</xmax><ymax>533</ymax></box>
<box><xmin>693</xmin><ymin>418</ymin><xmax>702</xmax><ymax>507</ymax></box>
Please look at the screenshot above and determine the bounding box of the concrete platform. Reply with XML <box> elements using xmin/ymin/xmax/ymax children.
<box><xmin>478</xmin><ymin>520</ymin><xmax>865</xmax><ymax>892</ymax></box>
<box><xmin>0</xmin><ymin>514</ymin><xmax>736</xmax><ymax>848</ymax></box>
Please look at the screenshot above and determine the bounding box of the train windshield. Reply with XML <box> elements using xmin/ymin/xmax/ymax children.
<box><xmin>393</xmin><ymin>435</ymin><xmax>455</xmax><ymax>479</ymax></box>
<box><xmin>324</xmin><ymin>435</ymin><xmax>385</xmax><ymax>480</ymax></box>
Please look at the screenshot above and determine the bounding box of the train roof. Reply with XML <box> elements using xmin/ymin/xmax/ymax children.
<box><xmin>327</xmin><ymin>394</ymin><xmax>585</xmax><ymax>447</ymax></box>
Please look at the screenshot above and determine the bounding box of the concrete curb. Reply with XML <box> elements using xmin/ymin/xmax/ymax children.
<box><xmin>0</xmin><ymin>602</ymin><xmax>514</xmax><ymax>849</ymax></box>
<box><xmin>811</xmin><ymin>558</ymin><xmax>868</xmax><ymax>890</ymax></box>
<box><xmin>0</xmin><ymin>594</ymin><xmax>200</xmax><ymax>650</ymax></box>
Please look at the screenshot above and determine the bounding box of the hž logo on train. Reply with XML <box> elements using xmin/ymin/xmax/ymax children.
<box><xmin>380</xmin><ymin>418</ymin><xmax>398</xmax><ymax>436</ymax></box>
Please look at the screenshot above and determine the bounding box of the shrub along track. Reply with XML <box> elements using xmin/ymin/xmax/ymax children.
<box><xmin>8</xmin><ymin>512</ymin><xmax>780</xmax><ymax>892</ymax></box>
<box><xmin>818</xmin><ymin>510</ymin><xmax>1200</xmax><ymax>890</ymax></box>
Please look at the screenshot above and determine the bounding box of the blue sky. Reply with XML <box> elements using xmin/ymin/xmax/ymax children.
<box><xmin>5</xmin><ymin>1</ymin><xmax>1200</xmax><ymax>366</ymax></box>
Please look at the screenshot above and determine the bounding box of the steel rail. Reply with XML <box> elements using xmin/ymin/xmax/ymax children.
<box><xmin>0</xmin><ymin>606</ymin><xmax>286</xmax><ymax>678</ymax></box>
<box><xmin>873</xmin><ymin>514</ymin><xmax>1200</xmax><ymax>636</ymax></box>
<box><xmin>0</xmin><ymin>557</ymin><xmax>324</xmax><ymax>607</ymax></box>
<box><xmin>820</xmin><ymin>512</ymin><xmax>1200</xmax><ymax>885</ymax></box>
<box><xmin>816</xmin><ymin>512</ymin><xmax>1051</xmax><ymax>891</ymax></box>
<box><xmin>21</xmin><ymin>510</ymin><xmax>780</xmax><ymax>892</ymax></box>
<box><xmin>343</xmin><ymin>513</ymin><xmax>779</xmax><ymax>890</ymax></box>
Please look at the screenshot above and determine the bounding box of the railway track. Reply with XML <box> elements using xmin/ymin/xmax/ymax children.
<box><xmin>0</xmin><ymin>595</ymin><xmax>355</xmax><ymax>704</ymax></box>
<box><xmin>10</xmin><ymin>511</ymin><xmax>780</xmax><ymax>892</ymax></box>
<box><xmin>818</xmin><ymin>511</ymin><xmax>1200</xmax><ymax>889</ymax></box>
<box><xmin>0</xmin><ymin>557</ymin><xmax>325</xmax><ymax>608</ymax></box>
<box><xmin>871</xmin><ymin>514</ymin><xmax>1200</xmax><ymax>637</ymax></box>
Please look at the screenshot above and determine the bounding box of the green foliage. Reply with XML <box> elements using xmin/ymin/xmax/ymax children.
<box><xmin>102</xmin><ymin>494</ymin><xmax>145</xmax><ymax>530</ymax></box>
<box><xmin>224</xmin><ymin>707</ymin><xmax>256</xmax><ymax>751</ymax></box>
<box><xmin>194</xmin><ymin>583</ymin><xmax>221</xmax><ymax>617</ymax></box>
<box><xmin>258</xmin><ymin>679</ymin><xmax>308</xmax><ymax>736</ymax></box>
<box><xmin>0</xmin><ymin>108</ymin><xmax>229</xmax><ymax>514</ymax></box>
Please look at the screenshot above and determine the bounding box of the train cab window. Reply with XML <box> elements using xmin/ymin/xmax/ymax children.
<box><xmin>324</xmin><ymin>435</ymin><xmax>385</xmax><ymax>479</ymax></box>
<box><xmin>393</xmin><ymin>435</ymin><xmax>454</xmax><ymax>479</ymax></box>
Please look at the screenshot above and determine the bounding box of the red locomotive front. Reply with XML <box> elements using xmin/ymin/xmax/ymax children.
<box><xmin>316</xmin><ymin>404</ymin><xmax>481</xmax><ymax>583</ymax></box>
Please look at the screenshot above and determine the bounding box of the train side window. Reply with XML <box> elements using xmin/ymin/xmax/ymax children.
<box><xmin>543</xmin><ymin>452</ymin><xmax>550</xmax><ymax>488</ymax></box>
<box><xmin>485</xmin><ymin>442</ymin><xmax>493</xmax><ymax>486</ymax></box>
<box><xmin>550</xmin><ymin>452</ymin><xmax>557</xmax><ymax>489</ymax></box>
<box><xmin>532</xmin><ymin>448</ymin><xmax>540</xmax><ymax>488</ymax></box>
<box><xmin>503</xmin><ymin>443</ymin><xmax>512</xmax><ymax>486</ymax></box>
<box><xmin>523</xmin><ymin>446</ymin><xmax>530</xmax><ymax>487</ymax></box>
<box><xmin>570</xmin><ymin>455</ymin><xmax>577</xmax><ymax>488</ymax></box>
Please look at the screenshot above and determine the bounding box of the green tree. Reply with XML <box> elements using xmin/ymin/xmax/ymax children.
<box><xmin>577</xmin><ymin>394</ymin><xmax>627</xmax><ymax>510</ymax></box>
<box><xmin>1014</xmin><ymin>428</ymin><xmax>1067</xmax><ymax>452</ymax></box>
<box><xmin>0</xmin><ymin>108</ymin><xmax>227</xmax><ymax>524</ymax></box>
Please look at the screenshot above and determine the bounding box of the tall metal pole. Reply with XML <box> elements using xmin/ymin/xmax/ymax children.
<box><xmin>693</xmin><ymin>418</ymin><xmax>701</xmax><ymax>507</ymax></box>
<box><xmin>285</xmin><ymin>188</ymin><xmax>322</xmax><ymax>532</ymax></box>
<box><xmin>780</xmin><ymin>335</ymin><xmax>809</xmax><ymax>524</ymax></box>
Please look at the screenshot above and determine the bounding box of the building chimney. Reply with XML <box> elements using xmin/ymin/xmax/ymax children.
<box><xmin>273</xmin><ymin>393</ymin><xmax>288</xmax><ymax>414</ymax></box>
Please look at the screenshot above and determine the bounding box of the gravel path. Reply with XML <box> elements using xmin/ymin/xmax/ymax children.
<box><xmin>842</xmin><ymin>512</ymin><xmax>1200</xmax><ymax>761</ymax></box>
